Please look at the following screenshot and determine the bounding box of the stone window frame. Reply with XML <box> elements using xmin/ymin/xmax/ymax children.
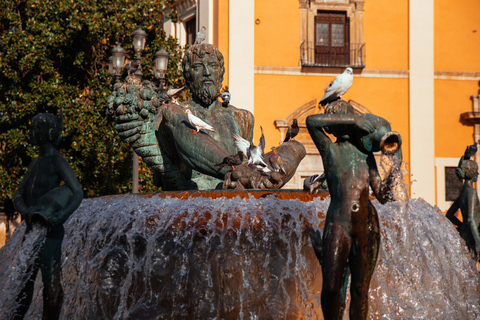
<box><xmin>300</xmin><ymin>0</ymin><xmax>365</xmax><ymax>69</ymax></box>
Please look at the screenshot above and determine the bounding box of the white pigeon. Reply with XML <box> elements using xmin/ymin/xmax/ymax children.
<box><xmin>194</xmin><ymin>26</ymin><xmax>207</xmax><ymax>45</ymax></box>
<box><xmin>185</xmin><ymin>109</ymin><xmax>215</xmax><ymax>134</ymax></box>
<box><xmin>320</xmin><ymin>67</ymin><xmax>353</xmax><ymax>106</ymax></box>
<box><xmin>232</xmin><ymin>127</ymin><xmax>269</xmax><ymax>170</ymax></box>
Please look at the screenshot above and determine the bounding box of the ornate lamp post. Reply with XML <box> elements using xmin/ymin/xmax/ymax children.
<box><xmin>109</xmin><ymin>27</ymin><xmax>169</xmax><ymax>193</ymax></box>
<box><xmin>154</xmin><ymin>47</ymin><xmax>170</xmax><ymax>89</ymax></box>
<box><xmin>132</xmin><ymin>26</ymin><xmax>147</xmax><ymax>79</ymax></box>
<box><xmin>131</xmin><ymin>27</ymin><xmax>147</xmax><ymax>193</ymax></box>
<box><xmin>109</xmin><ymin>42</ymin><xmax>126</xmax><ymax>83</ymax></box>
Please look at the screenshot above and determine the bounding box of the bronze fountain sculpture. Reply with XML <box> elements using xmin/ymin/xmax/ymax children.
<box><xmin>446</xmin><ymin>143</ymin><xmax>480</xmax><ymax>260</ymax></box>
<box><xmin>107</xmin><ymin>43</ymin><xmax>306</xmax><ymax>191</ymax></box>
<box><xmin>2</xmin><ymin>40</ymin><xmax>480</xmax><ymax>320</ymax></box>
<box><xmin>306</xmin><ymin>100</ymin><xmax>401</xmax><ymax>320</ymax></box>
<box><xmin>11</xmin><ymin>112</ymin><xmax>84</xmax><ymax>320</ymax></box>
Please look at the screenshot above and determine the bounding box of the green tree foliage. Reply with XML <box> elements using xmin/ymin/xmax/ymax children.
<box><xmin>0</xmin><ymin>0</ymin><xmax>186</xmax><ymax>206</ymax></box>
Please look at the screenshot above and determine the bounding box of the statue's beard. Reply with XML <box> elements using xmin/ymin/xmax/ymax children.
<box><xmin>193</xmin><ymin>81</ymin><xmax>220</xmax><ymax>106</ymax></box>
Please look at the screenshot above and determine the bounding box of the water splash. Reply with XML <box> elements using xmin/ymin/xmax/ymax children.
<box><xmin>0</xmin><ymin>192</ymin><xmax>479</xmax><ymax>319</ymax></box>
<box><xmin>0</xmin><ymin>223</ymin><xmax>47</xmax><ymax>319</ymax></box>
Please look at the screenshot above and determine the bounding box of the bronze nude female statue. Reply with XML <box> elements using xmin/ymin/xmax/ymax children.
<box><xmin>446</xmin><ymin>144</ymin><xmax>480</xmax><ymax>259</ymax></box>
<box><xmin>306</xmin><ymin>100</ymin><xmax>400</xmax><ymax>320</ymax></box>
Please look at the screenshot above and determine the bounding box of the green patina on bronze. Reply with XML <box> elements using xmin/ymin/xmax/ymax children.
<box><xmin>446</xmin><ymin>144</ymin><xmax>480</xmax><ymax>260</ymax></box>
<box><xmin>13</xmin><ymin>112</ymin><xmax>84</xmax><ymax>320</ymax></box>
<box><xmin>306</xmin><ymin>100</ymin><xmax>402</xmax><ymax>320</ymax></box>
<box><xmin>107</xmin><ymin>43</ymin><xmax>306</xmax><ymax>191</ymax></box>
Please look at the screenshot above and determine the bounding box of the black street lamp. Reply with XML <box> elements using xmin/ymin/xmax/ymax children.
<box><xmin>109</xmin><ymin>27</ymin><xmax>169</xmax><ymax>193</ymax></box>
<box><xmin>154</xmin><ymin>47</ymin><xmax>170</xmax><ymax>89</ymax></box>
<box><xmin>109</xmin><ymin>42</ymin><xmax>126</xmax><ymax>83</ymax></box>
<box><xmin>131</xmin><ymin>26</ymin><xmax>147</xmax><ymax>193</ymax></box>
<box><xmin>132</xmin><ymin>26</ymin><xmax>147</xmax><ymax>79</ymax></box>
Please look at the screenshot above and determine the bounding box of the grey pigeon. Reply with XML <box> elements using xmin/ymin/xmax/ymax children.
<box><xmin>167</xmin><ymin>86</ymin><xmax>184</xmax><ymax>105</ymax></box>
<box><xmin>269</xmin><ymin>146</ymin><xmax>286</xmax><ymax>175</ymax></box>
<box><xmin>125</xmin><ymin>60</ymin><xmax>140</xmax><ymax>76</ymax></box>
<box><xmin>320</xmin><ymin>67</ymin><xmax>353</xmax><ymax>106</ymax></box>
<box><xmin>214</xmin><ymin>151</ymin><xmax>246</xmax><ymax>171</ymax></box>
<box><xmin>232</xmin><ymin>127</ymin><xmax>269</xmax><ymax>169</ymax></box>
<box><xmin>304</xmin><ymin>173</ymin><xmax>327</xmax><ymax>193</ymax></box>
<box><xmin>194</xmin><ymin>26</ymin><xmax>207</xmax><ymax>45</ymax></box>
<box><xmin>463</xmin><ymin>142</ymin><xmax>478</xmax><ymax>160</ymax></box>
<box><xmin>157</xmin><ymin>88</ymin><xmax>170</xmax><ymax>103</ymax></box>
<box><xmin>283</xmin><ymin>118</ymin><xmax>299</xmax><ymax>142</ymax></box>
<box><xmin>157</xmin><ymin>86</ymin><xmax>184</xmax><ymax>104</ymax></box>
<box><xmin>221</xmin><ymin>90</ymin><xmax>231</xmax><ymax>107</ymax></box>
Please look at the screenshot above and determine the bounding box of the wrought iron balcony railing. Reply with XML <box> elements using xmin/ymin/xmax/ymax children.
<box><xmin>300</xmin><ymin>42</ymin><xmax>365</xmax><ymax>68</ymax></box>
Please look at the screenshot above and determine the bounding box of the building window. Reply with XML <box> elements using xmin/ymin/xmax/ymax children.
<box><xmin>314</xmin><ymin>11</ymin><xmax>350</xmax><ymax>66</ymax></box>
<box><xmin>300</xmin><ymin>1</ymin><xmax>365</xmax><ymax>69</ymax></box>
<box><xmin>445</xmin><ymin>167</ymin><xmax>463</xmax><ymax>201</ymax></box>
<box><xmin>185</xmin><ymin>17</ymin><xmax>196</xmax><ymax>46</ymax></box>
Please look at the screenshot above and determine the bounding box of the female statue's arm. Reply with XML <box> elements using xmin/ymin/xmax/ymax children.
<box><xmin>49</xmin><ymin>156</ymin><xmax>84</xmax><ymax>226</ymax></box>
<box><xmin>446</xmin><ymin>199</ymin><xmax>462</xmax><ymax>228</ymax></box>
<box><xmin>466</xmin><ymin>192</ymin><xmax>480</xmax><ymax>253</ymax></box>
<box><xmin>368</xmin><ymin>154</ymin><xmax>395</xmax><ymax>204</ymax></box>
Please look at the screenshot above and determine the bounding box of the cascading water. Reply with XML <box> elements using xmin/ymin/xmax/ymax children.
<box><xmin>0</xmin><ymin>224</ymin><xmax>47</xmax><ymax>318</ymax></box>
<box><xmin>1</xmin><ymin>188</ymin><xmax>479</xmax><ymax>319</ymax></box>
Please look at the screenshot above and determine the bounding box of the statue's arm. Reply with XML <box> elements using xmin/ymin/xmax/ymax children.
<box><xmin>446</xmin><ymin>199</ymin><xmax>462</xmax><ymax>228</ymax></box>
<box><xmin>466</xmin><ymin>191</ymin><xmax>480</xmax><ymax>252</ymax></box>
<box><xmin>13</xmin><ymin>161</ymin><xmax>35</xmax><ymax>221</ymax></box>
<box><xmin>306</xmin><ymin>114</ymin><xmax>335</xmax><ymax>152</ymax></box>
<box><xmin>50</xmin><ymin>156</ymin><xmax>84</xmax><ymax>225</ymax></box>
<box><xmin>368</xmin><ymin>154</ymin><xmax>394</xmax><ymax>204</ymax></box>
<box><xmin>163</xmin><ymin>104</ymin><xmax>231</xmax><ymax>179</ymax></box>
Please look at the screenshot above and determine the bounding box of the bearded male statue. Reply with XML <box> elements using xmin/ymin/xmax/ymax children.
<box><xmin>109</xmin><ymin>43</ymin><xmax>305</xmax><ymax>190</ymax></box>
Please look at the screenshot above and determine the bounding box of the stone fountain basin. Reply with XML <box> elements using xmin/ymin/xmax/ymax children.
<box><xmin>2</xmin><ymin>190</ymin><xmax>479</xmax><ymax>319</ymax></box>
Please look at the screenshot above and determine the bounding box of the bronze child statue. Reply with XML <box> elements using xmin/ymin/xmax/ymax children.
<box><xmin>13</xmin><ymin>112</ymin><xmax>83</xmax><ymax>320</ymax></box>
<box><xmin>446</xmin><ymin>143</ymin><xmax>480</xmax><ymax>259</ymax></box>
<box><xmin>306</xmin><ymin>100</ymin><xmax>399</xmax><ymax>320</ymax></box>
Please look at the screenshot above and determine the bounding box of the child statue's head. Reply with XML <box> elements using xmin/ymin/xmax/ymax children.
<box><xmin>29</xmin><ymin>112</ymin><xmax>63</xmax><ymax>146</ymax></box>
<box><xmin>457</xmin><ymin>159</ymin><xmax>479</xmax><ymax>181</ymax></box>
<box><xmin>324</xmin><ymin>100</ymin><xmax>355</xmax><ymax>138</ymax></box>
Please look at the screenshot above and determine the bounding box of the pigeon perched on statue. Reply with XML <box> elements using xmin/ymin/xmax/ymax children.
<box><xmin>125</xmin><ymin>60</ymin><xmax>140</xmax><ymax>76</ymax></box>
<box><xmin>185</xmin><ymin>109</ymin><xmax>215</xmax><ymax>134</ymax></box>
<box><xmin>167</xmin><ymin>86</ymin><xmax>184</xmax><ymax>105</ymax></box>
<box><xmin>157</xmin><ymin>86</ymin><xmax>184</xmax><ymax>105</ymax></box>
<box><xmin>304</xmin><ymin>173</ymin><xmax>327</xmax><ymax>194</ymax></box>
<box><xmin>320</xmin><ymin>67</ymin><xmax>353</xmax><ymax>106</ymax></box>
<box><xmin>157</xmin><ymin>88</ymin><xmax>170</xmax><ymax>103</ymax></box>
<box><xmin>283</xmin><ymin>118</ymin><xmax>299</xmax><ymax>142</ymax></box>
<box><xmin>269</xmin><ymin>146</ymin><xmax>286</xmax><ymax>175</ymax></box>
<box><xmin>463</xmin><ymin>142</ymin><xmax>478</xmax><ymax>160</ymax></box>
<box><xmin>221</xmin><ymin>90</ymin><xmax>231</xmax><ymax>107</ymax></box>
<box><xmin>232</xmin><ymin>127</ymin><xmax>269</xmax><ymax>169</ymax></box>
<box><xmin>215</xmin><ymin>151</ymin><xmax>246</xmax><ymax>171</ymax></box>
<box><xmin>194</xmin><ymin>26</ymin><xmax>207</xmax><ymax>45</ymax></box>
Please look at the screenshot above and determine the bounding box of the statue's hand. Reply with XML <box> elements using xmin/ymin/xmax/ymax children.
<box><xmin>355</xmin><ymin>115</ymin><xmax>376</xmax><ymax>134</ymax></box>
<box><xmin>223</xmin><ymin>164</ymin><xmax>283</xmax><ymax>190</ymax></box>
<box><xmin>114</xmin><ymin>113</ymin><xmax>143</xmax><ymax>144</ymax></box>
<box><xmin>107</xmin><ymin>79</ymin><xmax>167</xmax><ymax>173</ymax></box>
